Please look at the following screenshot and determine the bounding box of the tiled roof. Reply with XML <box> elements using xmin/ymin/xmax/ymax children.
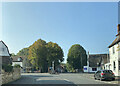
<box><xmin>11</xmin><ymin>56</ymin><xmax>25</xmax><ymax>62</ymax></box>
<box><xmin>89</xmin><ymin>54</ymin><xmax>107</xmax><ymax>67</ymax></box>
<box><xmin>108</xmin><ymin>24</ymin><xmax>120</xmax><ymax>48</ymax></box>
<box><xmin>108</xmin><ymin>37</ymin><xmax>120</xmax><ymax>48</ymax></box>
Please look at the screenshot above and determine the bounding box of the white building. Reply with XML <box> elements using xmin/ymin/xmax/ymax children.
<box><xmin>12</xmin><ymin>56</ymin><xmax>23</xmax><ymax>68</ymax></box>
<box><xmin>84</xmin><ymin>52</ymin><xmax>107</xmax><ymax>73</ymax></box>
<box><xmin>105</xmin><ymin>24</ymin><xmax>120</xmax><ymax>76</ymax></box>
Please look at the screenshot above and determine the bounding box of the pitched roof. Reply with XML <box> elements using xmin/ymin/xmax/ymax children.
<box><xmin>108</xmin><ymin>24</ymin><xmax>120</xmax><ymax>48</ymax></box>
<box><xmin>11</xmin><ymin>56</ymin><xmax>25</xmax><ymax>62</ymax></box>
<box><xmin>89</xmin><ymin>54</ymin><xmax>107</xmax><ymax>67</ymax></box>
<box><xmin>108</xmin><ymin>37</ymin><xmax>120</xmax><ymax>48</ymax></box>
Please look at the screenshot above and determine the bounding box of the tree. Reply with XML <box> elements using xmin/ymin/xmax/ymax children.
<box><xmin>17</xmin><ymin>48</ymin><xmax>29</xmax><ymax>57</ymax></box>
<box><xmin>47</xmin><ymin>42</ymin><xmax>64</xmax><ymax>69</ymax></box>
<box><xmin>67</xmin><ymin>44</ymin><xmax>87</xmax><ymax>71</ymax></box>
<box><xmin>28</xmin><ymin>39</ymin><xmax>48</xmax><ymax>72</ymax></box>
<box><xmin>22</xmin><ymin>56</ymin><xmax>32</xmax><ymax>69</ymax></box>
<box><xmin>11</xmin><ymin>53</ymin><xmax>16</xmax><ymax>56</ymax></box>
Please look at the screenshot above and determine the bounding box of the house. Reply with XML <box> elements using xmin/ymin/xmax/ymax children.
<box><xmin>105</xmin><ymin>24</ymin><xmax>120</xmax><ymax>76</ymax></box>
<box><xmin>84</xmin><ymin>52</ymin><xmax>107</xmax><ymax>73</ymax></box>
<box><xmin>0</xmin><ymin>41</ymin><xmax>12</xmax><ymax>65</ymax></box>
<box><xmin>11</xmin><ymin>56</ymin><xmax>24</xmax><ymax>68</ymax></box>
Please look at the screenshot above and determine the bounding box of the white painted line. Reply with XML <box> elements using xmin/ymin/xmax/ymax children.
<box><xmin>64</xmin><ymin>79</ymin><xmax>70</xmax><ymax>82</ymax></box>
<box><xmin>36</xmin><ymin>78</ymin><xmax>41</xmax><ymax>81</ymax></box>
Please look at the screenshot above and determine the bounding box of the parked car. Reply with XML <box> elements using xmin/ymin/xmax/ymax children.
<box><xmin>94</xmin><ymin>70</ymin><xmax>115</xmax><ymax>81</ymax></box>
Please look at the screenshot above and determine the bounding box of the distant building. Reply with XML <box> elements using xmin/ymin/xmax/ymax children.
<box><xmin>105</xmin><ymin>24</ymin><xmax>120</xmax><ymax>76</ymax></box>
<box><xmin>84</xmin><ymin>52</ymin><xmax>107</xmax><ymax>73</ymax></box>
<box><xmin>11</xmin><ymin>56</ymin><xmax>24</xmax><ymax>68</ymax></box>
<box><xmin>0</xmin><ymin>41</ymin><xmax>12</xmax><ymax>65</ymax></box>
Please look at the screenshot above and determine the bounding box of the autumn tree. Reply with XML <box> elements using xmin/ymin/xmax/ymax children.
<box><xmin>28</xmin><ymin>39</ymin><xmax>48</xmax><ymax>72</ymax></box>
<box><xmin>67</xmin><ymin>44</ymin><xmax>87</xmax><ymax>71</ymax></box>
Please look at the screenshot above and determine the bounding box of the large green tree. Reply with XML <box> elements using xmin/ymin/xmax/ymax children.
<box><xmin>67</xmin><ymin>44</ymin><xmax>87</xmax><ymax>71</ymax></box>
<box><xmin>28</xmin><ymin>39</ymin><xmax>48</xmax><ymax>72</ymax></box>
<box><xmin>47</xmin><ymin>42</ymin><xmax>64</xmax><ymax>69</ymax></box>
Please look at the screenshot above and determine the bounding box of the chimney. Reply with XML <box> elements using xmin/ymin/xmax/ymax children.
<box><xmin>117</xmin><ymin>24</ymin><xmax>120</xmax><ymax>33</ymax></box>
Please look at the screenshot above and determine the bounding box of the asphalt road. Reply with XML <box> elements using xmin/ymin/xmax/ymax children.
<box><xmin>4</xmin><ymin>73</ymin><xmax>119</xmax><ymax>86</ymax></box>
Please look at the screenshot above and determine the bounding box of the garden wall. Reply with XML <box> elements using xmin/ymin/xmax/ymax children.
<box><xmin>1</xmin><ymin>68</ymin><xmax>21</xmax><ymax>84</ymax></box>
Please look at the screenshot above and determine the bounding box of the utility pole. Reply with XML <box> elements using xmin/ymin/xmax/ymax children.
<box><xmin>81</xmin><ymin>56</ymin><xmax>82</xmax><ymax>72</ymax></box>
<box><xmin>87</xmin><ymin>51</ymin><xmax>89</xmax><ymax>72</ymax></box>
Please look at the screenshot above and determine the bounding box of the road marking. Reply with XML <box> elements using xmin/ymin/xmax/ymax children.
<box><xmin>64</xmin><ymin>79</ymin><xmax>70</xmax><ymax>82</ymax></box>
<box><xmin>36</xmin><ymin>78</ymin><xmax>41</xmax><ymax>81</ymax></box>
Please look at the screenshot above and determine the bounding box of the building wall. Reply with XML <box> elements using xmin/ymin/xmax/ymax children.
<box><xmin>83</xmin><ymin>66</ymin><xmax>101</xmax><ymax>73</ymax></box>
<box><xmin>12</xmin><ymin>62</ymin><xmax>23</xmax><ymax>67</ymax></box>
<box><xmin>0</xmin><ymin>42</ymin><xmax>10</xmax><ymax>57</ymax></box>
<box><xmin>2</xmin><ymin>56</ymin><xmax>11</xmax><ymax>65</ymax></box>
<box><xmin>109</xmin><ymin>43</ymin><xmax>119</xmax><ymax>76</ymax></box>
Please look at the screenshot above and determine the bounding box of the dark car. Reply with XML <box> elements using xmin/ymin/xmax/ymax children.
<box><xmin>94</xmin><ymin>70</ymin><xmax>115</xmax><ymax>81</ymax></box>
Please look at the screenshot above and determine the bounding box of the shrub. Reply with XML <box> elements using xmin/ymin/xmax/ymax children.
<box><xmin>2</xmin><ymin>64</ymin><xmax>13</xmax><ymax>72</ymax></box>
<box><xmin>14</xmin><ymin>64</ymin><xmax>21</xmax><ymax>68</ymax></box>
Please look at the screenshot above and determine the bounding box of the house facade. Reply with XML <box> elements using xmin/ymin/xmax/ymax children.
<box><xmin>105</xmin><ymin>24</ymin><xmax>120</xmax><ymax>76</ymax></box>
<box><xmin>84</xmin><ymin>52</ymin><xmax>107</xmax><ymax>73</ymax></box>
<box><xmin>0</xmin><ymin>41</ymin><xmax>11</xmax><ymax>65</ymax></box>
<box><xmin>12</xmin><ymin>56</ymin><xmax>23</xmax><ymax>68</ymax></box>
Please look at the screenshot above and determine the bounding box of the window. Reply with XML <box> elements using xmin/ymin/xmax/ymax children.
<box><xmin>119</xmin><ymin>61</ymin><xmax>120</xmax><ymax>70</ymax></box>
<box><xmin>113</xmin><ymin>47</ymin><xmax>115</xmax><ymax>54</ymax></box>
<box><xmin>92</xmin><ymin>68</ymin><xmax>97</xmax><ymax>71</ymax></box>
<box><xmin>113</xmin><ymin>61</ymin><xmax>116</xmax><ymax>70</ymax></box>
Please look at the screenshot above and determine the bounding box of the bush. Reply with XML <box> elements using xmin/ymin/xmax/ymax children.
<box><xmin>14</xmin><ymin>64</ymin><xmax>21</xmax><ymax>68</ymax></box>
<box><xmin>2</xmin><ymin>64</ymin><xmax>13</xmax><ymax>72</ymax></box>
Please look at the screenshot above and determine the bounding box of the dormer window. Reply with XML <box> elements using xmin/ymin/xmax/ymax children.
<box><xmin>18</xmin><ymin>57</ymin><xmax>21</xmax><ymax>61</ymax></box>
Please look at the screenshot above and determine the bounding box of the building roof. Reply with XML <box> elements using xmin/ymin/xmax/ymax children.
<box><xmin>89</xmin><ymin>54</ymin><xmax>108</xmax><ymax>67</ymax></box>
<box><xmin>108</xmin><ymin>24</ymin><xmax>120</xmax><ymax>48</ymax></box>
<box><xmin>11</xmin><ymin>56</ymin><xmax>25</xmax><ymax>62</ymax></box>
<box><xmin>108</xmin><ymin>38</ymin><xmax>120</xmax><ymax>48</ymax></box>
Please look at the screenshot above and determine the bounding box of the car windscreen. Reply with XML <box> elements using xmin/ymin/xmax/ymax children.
<box><xmin>103</xmin><ymin>70</ymin><xmax>113</xmax><ymax>73</ymax></box>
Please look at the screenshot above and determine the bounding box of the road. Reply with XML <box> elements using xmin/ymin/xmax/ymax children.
<box><xmin>4</xmin><ymin>73</ymin><xmax>119</xmax><ymax>86</ymax></box>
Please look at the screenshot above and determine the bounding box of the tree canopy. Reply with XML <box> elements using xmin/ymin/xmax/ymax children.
<box><xmin>28</xmin><ymin>39</ymin><xmax>48</xmax><ymax>72</ymax></box>
<box><xmin>67</xmin><ymin>44</ymin><xmax>87</xmax><ymax>71</ymax></box>
<box><xmin>17</xmin><ymin>48</ymin><xmax>29</xmax><ymax>57</ymax></box>
<box><xmin>26</xmin><ymin>39</ymin><xmax>64</xmax><ymax>72</ymax></box>
<box><xmin>47</xmin><ymin>42</ymin><xmax>64</xmax><ymax>68</ymax></box>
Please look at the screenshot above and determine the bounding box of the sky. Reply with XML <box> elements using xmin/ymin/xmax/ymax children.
<box><xmin>2</xmin><ymin>2</ymin><xmax>118</xmax><ymax>63</ymax></box>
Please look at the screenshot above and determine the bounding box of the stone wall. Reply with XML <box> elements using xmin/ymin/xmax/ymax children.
<box><xmin>1</xmin><ymin>68</ymin><xmax>21</xmax><ymax>84</ymax></box>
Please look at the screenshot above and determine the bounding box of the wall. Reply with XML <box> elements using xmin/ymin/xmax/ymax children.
<box><xmin>83</xmin><ymin>66</ymin><xmax>101</xmax><ymax>73</ymax></box>
<box><xmin>1</xmin><ymin>68</ymin><xmax>21</xmax><ymax>84</ymax></box>
<box><xmin>0</xmin><ymin>41</ymin><xmax>10</xmax><ymax>57</ymax></box>
<box><xmin>109</xmin><ymin>43</ymin><xmax>119</xmax><ymax>76</ymax></box>
<box><xmin>12</xmin><ymin>62</ymin><xmax>23</xmax><ymax>67</ymax></box>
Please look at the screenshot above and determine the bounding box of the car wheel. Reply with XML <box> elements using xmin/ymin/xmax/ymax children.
<box><xmin>94</xmin><ymin>76</ymin><xmax>97</xmax><ymax>80</ymax></box>
<box><xmin>100</xmin><ymin>78</ymin><xmax>103</xmax><ymax>81</ymax></box>
<box><xmin>112</xmin><ymin>78</ymin><xmax>115</xmax><ymax>81</ymax></box>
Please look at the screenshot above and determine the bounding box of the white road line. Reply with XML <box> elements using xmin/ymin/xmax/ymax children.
<box><xmin>36</xmin><ymin>78</ymin><xmax>41</xmax><ymax>81</ymax></box>
<box><xmin>64</xmin><ymin>79</ymin><xmax>70</xmax><ymax>82</ymax></box>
